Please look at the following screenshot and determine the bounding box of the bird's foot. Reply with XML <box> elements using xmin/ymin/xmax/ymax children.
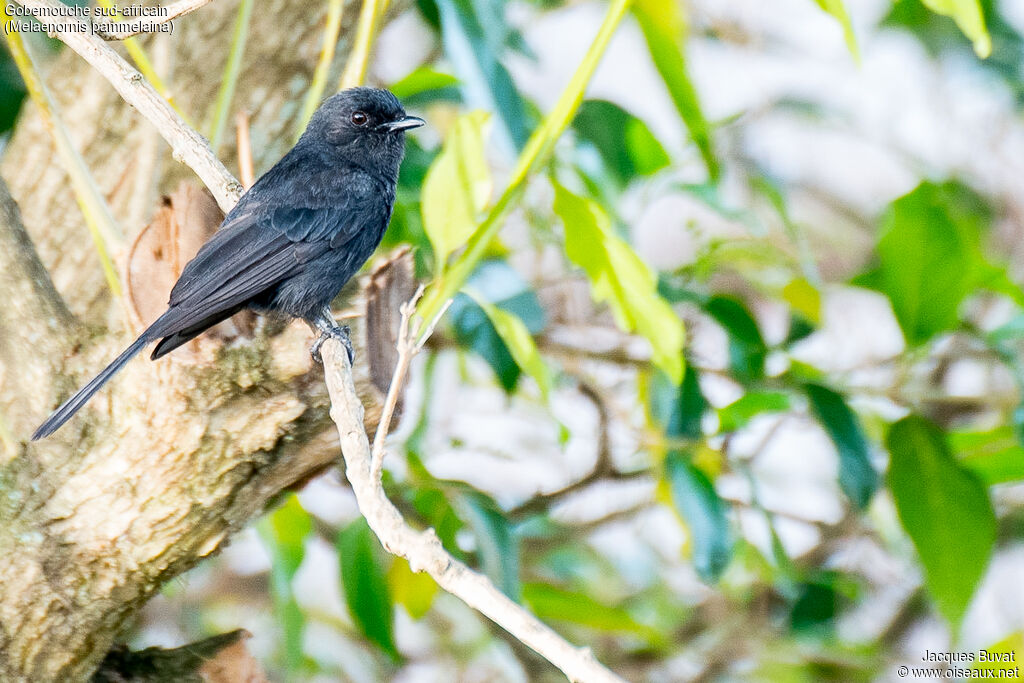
<box><xmin>311</xmin><ymin>325</ymin><xmax>354</xmax><ymax>365</ymax></box>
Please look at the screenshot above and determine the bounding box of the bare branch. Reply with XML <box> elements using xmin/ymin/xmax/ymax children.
<box><xmin>95</xmin><ymin>0</ymin><xmax>217</xmax><ymax>40</ymax></box>
<box><xmin>509</xmin><ymin>380</ymin><xmax>645</xmax><ymax>519</ymax></box>
<box><xmin>12</xmin><ymin>0</ymin><xmax>243</xmax><ymax>213</ymax></box>
<box><xmin>370</xmin><ymin>285</ymin><xmax>424</xmax><ymax>478</ymax></box>
<box><xmin>321</xmin><ymin>338</ymin><xmax>627</xmax><ymax>683</ymax></box>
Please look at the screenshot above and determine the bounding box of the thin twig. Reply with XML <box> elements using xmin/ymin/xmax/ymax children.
<box><xmin>321</xmin><ymin>338</ymin><xmax>626</xmax><ymax>683</ymax></box>
<box><xmin>94</xmin><ymin>0</ymin><xmax>190</xmax><ymax>123</ymax></box>
<box><xmin>369</xmin><ymin>286</ymin><xmax>450</xmax><ymax>480</ymax></box>
<box><xmin>338</xmin><ymin>0</ymin><xmax>387</xmax><ymax>89</ymax></box>
<box><xmin>209</xmin><ymin>0</ymin><xmax>254</xmax><ymax>154</ymax></box>
<box><xmin>509</xmin><ymin>379</ymin><xmax>635</xmax><ymax>518</ymax></box>
<box><xmin>235</xmin><ymin>110</ymin><xmax>255</xmax><ymax>188</ymax></box>
<box><xmin>296</xmin><ymin>0</ymin><xmax>345</xmax><ymax>140</ymax></box>
<box><xmin>2</xmin><ymin>7</ymin><xmax>123</xmax><ymax>295</ymax></box>
<box><xmin>94</xmin><ymin>0</ymin><xmax>217</xmax><ymax>40</ymax></box>
<box><xmin>11</xmin><ymin>0</ymin><xmax>243</xmax><ymax>214</ymax></box>
<box><xmin>415</xmin><ymin>0</ymin><xmax>633</xmax><ymax>323</ymax></box>
<box><xmin>370</xmin><ymin>286</ymin><xmax>422</xmax><ymax>478</ymax></box>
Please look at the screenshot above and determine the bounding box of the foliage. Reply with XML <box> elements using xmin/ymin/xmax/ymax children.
<box><xmin>887</xmin><ymin>417</ymin><xmax>996</xmax><ymax>627</ymax></box>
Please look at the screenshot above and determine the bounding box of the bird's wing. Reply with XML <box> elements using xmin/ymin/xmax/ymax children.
<box><xmin>267</xmin><ymin>171</ymin><xmax>385</xmax><ymax>249</ymax></box>
<box><xmin>156</xmin><ymin>174</ymin><xmax>383</xmax><ymax>335</ymax></box>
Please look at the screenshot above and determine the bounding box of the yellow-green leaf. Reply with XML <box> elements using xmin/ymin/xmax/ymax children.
<box><xmin>634</xmin><ymin>0</ymin><xmax>686</xmax><ymax>38</ymax></box>
<box><xmin>553</xmin><ymin>183</ymin><xmax>685</xmax><ymax>383</ymax></box>
<box><xmin>812</xmin><ymin>0</ymin><xmax>860</xmax><ymax>59</ymax></box>
<box><xmin>422</xmin><ymin>111</ymin><xmax>493</xmax><ymax>270</ymax></box>
<box><xmin>415</xmin><ymin>0</ymin><xmax>634</xmax><ymax>324</ymax></box>
<box><xmin>467</xmin><ymin>291</ymin><xmax>551</xmax><ymax>399</ymax></box>
<box><xmin>522</xmin><ymin>582</ymin><xmax>665</xmax><ymax>645</ymax></box>
<box><xmin>632</xmin><ymin>0</ymin><xmax>719</xmax><ymax>180</ymax></box>
<box><xmin>974</xmin><ymin>633</ymin><xmax>1024</xmax><ymax>674</ymax></box>
<box><xmin>387</xmin><ymin>557</ymin><xmax>438</xmax><ymax>620</ymax></box>
<box><xmin>782</xmin><ymin>278</ymin><xmax>822</xmax><ymax>324</ymax></box>
<box><xmin>920</xmin><ymin>0</ymin><xmax>991</xmax><ymax>58</ymax></box>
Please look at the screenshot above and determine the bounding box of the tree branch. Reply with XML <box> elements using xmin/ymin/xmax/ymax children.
<box><xmin>321</xmin><ymin>312</ymin><xmax>627</xmax><ymax>683</ymax></box>
<box><xmin>94</xmin><ymin>0</ymin><xmax>217</xmax><ymax>40</ymax></box>
<box><xmin>12</xmin><ymin>0</ymin><xmax>243</xmax><ymax>213</ymax></box>
<box><xmin>369</xmin><ymin>285</ymin><xmax>424</xmax><ymax>478</ymax></box>
<box><xmin>508</xmin><ymin>380</ymin><xmax>646</xmax><ymax>519</ymax></box>
<box><xmin>0</xmin><ymin>177</ymin><xmax>79</xmax><ymax>443</ymax></box>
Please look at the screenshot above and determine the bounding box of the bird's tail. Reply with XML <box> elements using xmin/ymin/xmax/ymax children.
<box><xmin>32</xmin><ymin>331</ymin><xmax>155</xmax><ymax>440</ymax></box>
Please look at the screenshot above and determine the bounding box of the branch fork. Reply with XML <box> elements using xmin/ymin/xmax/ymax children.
<box><xmin>368</xmin><ymin>285</ymin><xmax>448</xmax><ymax>479</ymax></box>
<box><xmin>322</xmin><ymin>290</ymin><xmax>626</xmax><ymax>683</ymax></box>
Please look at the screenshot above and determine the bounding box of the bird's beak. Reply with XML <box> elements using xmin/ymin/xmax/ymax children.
<box><xmin>384</xmin><ymin>115</ymin><xmax>426</xmax><ymax>133</ymax></box>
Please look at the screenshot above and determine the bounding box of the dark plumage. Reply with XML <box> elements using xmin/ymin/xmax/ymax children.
<box><xmin>33</xmin><ymin>87</ymin><xmax>423</xmax><ymax>440</ymax></box>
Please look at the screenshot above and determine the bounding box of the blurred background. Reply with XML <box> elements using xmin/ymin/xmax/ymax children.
<box><xmin>4</xmin><ymin>0</ymin><xmax>1024</xmax><ymax>680</ymax></box>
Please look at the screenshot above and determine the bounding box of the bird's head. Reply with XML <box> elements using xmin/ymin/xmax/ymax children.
<box><xmin>303</xmin><ymin>87</ymin><xmax>424</xmax><ymax>177</ymax></box>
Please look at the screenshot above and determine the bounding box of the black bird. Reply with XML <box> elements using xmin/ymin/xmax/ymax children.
<box><xmin>32</xmin><ymin>87</ymin><xmax>424</xmax><ymax>440</ymax></box>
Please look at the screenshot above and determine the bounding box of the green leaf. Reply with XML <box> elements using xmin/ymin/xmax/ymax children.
<box><xmin>882</xmin><ymin>0</ymin><xmax>1022</xmax><ymax>108</ymax></box>
<box><xmin>448</xmin><ymin>261</ymin><xmax>546</xmax><ymax>392</ymax></box>
<box><xmin>789</xmin><ymin>578</ymin><xmax>839</xmax><ymax>632</ymax></box>
<box><xmin>410</xmin><ymin>486</ymin><xmax>465</xmax><ymax>557</ymax></box>
<box><xmin>664</xmin><ymin>450</ymin><xmax>732</xmax><ymax>582</ymax></box>
<box><xmin>649</xmin><ymin>366</ymin><xmax>706</xmax><ymax>440</ymax></box>
<box><xmin>469</xmin><ymin>260</ymin><xmax>547</xmax><ymax>332</ymax></box>
<box><xmin>385</xmin><ymin>138</ymin><xmax>438</xmax><ymax>266</ymax></box>
<box><xmin>435</xmin><ymin>0</ymin><xmax>531</xmax><ymax>152</ymax></box>
<box><xmin>573</xmin><ymin>100</ymin><xmax>670</xmax><ymax>186</ymax></box>
<box><xmin>467</xmin><ymin>292</ymin><xmax>551</xmax><ymax>399</ymax></box>
<box><xmin>554</xmin><ymin>182</ymin><xmax>685</xmax><ymax>383</ymax></box>
<box><xmin>459</xmin><ymin>492</ymin><xmax>520</xmax><ymax>599</ymax></box>
<box><xmin>631</xmin><ymin>0</ymin><xmax>719</xmax><ymax>180</ymax></box>
<box><xmin>677</xmin><ymin>182</ymin><xmax>756</xmax><ymax>227</ymax></box>
<box><xmin>522</xmin><ymin>582</ymin><xmax>664</xmax><ymax>644</ymax></box>
<box><xmin>921</xmin><ymin>0</ymin><xmax>991</xmax><ymax>57</ymax></box>
<box><xmin>865</xmin><ymin>181</ymin><xmax>1006</xmax><ymax>346</ymax></box>
<box><xmin>703</xmin><ymin>296</ymin><xmax>767</xmax><ymax>381</ymax></box>
<box><xmin>949</xmin><ymin>426</ymin><xmax>1024</xmax><ymax>485</ymax></box>
<box><xmin>415</xmin><ymin>0</ymin><xmax>633</xmax><ymax>324</ymax></box>
<box><xmin>812</xmin><ymin>0</ymin><xmax>860</xmax><ymax>58</ymax></box>
<box><xmin>390</xmin><ymin>66</ymin><xmax>460</xmax><ymax>106</ymax></box>
<box><xmin>782</xmin><ymin>278</ymin><xmax>822</xmax><ymax>325</ymax></box>
<box><xmin>337</xmin><ymin>518</ymin><xmax>398</xmax><ymax>658</ymax></box>
<box><xmin>387</xmin><ymin>557</ymin><xmax>438</xmax><ymax>619</ymax></box>
<box><xmin>258</xmin><ymin>495</ymin><xmax>313</xmax><ymax>673</ymax></box>
<box><xmin>450</xmin><ymin>294</ymin><xmax>520</xmax><ymax>389</ymax></box>
<box><xmin>0</xmin><ymin>48</ymin><xmax>26</xmax><ymax>136</ymax></box>
<box><xmin>422</xmin><ymin>110</ymin><xmax>492</xmax><ymax>269</ymax></box>
<box><xmin>718</xmin><ymin>392</ymin><xmax>791</xmax><ymax>433</ymax></box>
<box><xmin>805</xmin><ymin>384</ymin><xmax>878</xmax><ymax>508</ymax></box>
<box><xmin>887</xmin><ymin>416</ymin><xmax>996</xmax><ymax>627</ymax></box>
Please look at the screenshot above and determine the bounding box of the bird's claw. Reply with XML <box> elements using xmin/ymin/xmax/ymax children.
<box><xmin>311</xmin><ymin>325</ymin><xmax>354</xmax><ymax>365</ymax></box>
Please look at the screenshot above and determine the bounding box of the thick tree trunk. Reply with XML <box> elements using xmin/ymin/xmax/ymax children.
<box><xmin>0</xmin><ymin>1</ymin><xmax>411</xmax><ymax>679</ymax></box>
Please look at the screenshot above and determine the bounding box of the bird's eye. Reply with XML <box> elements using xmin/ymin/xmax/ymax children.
<box><xmin>351</xmin><ymin>111</ymin><xmax>368</xmax><ymax>126</ymax></box>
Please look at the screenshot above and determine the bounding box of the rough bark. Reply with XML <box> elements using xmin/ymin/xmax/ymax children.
<box><xmin>0</xmin><ymin>178</ymin><xmax>79</xmax><ymax>445</ymax></box>
<box><xmin>0</xmin><ymin>0</ymin><xmax>414</xmax><ymax>679</ymax></box>
<box><xmin>0</xmin><ymin>214</ymin><xmax>404</xmax><ymax>680</ymax></box>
